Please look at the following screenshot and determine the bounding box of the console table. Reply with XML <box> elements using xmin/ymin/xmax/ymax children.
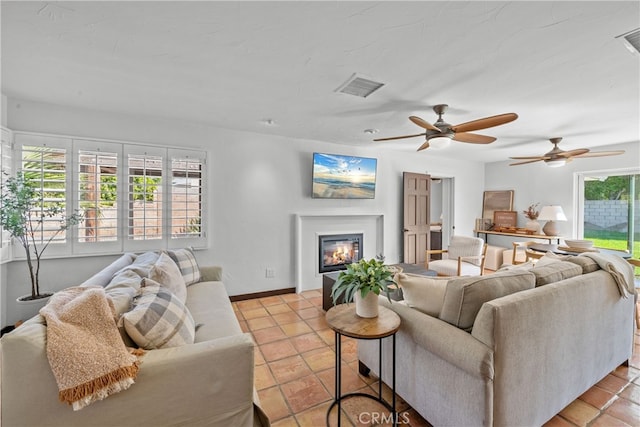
<box><xmin>474</xmin><ymin>229</ymin><xmax>561</xmax><ymax>244</ymax></box>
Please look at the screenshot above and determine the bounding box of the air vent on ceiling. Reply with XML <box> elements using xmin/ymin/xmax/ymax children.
<box><xmin>616</xmin><ymin>27</ymin><xmax>640</xmax><ymax>54</ymax></box>
<box><xmin>335</xmin><ymin>73</ymin><xmax>385</xmax><ymax>98</ymax></box>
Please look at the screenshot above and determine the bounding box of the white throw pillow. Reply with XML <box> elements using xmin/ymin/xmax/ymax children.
<box><xmin>397</xmin><ymin>273</ymin><xmax>450</xmax><ymax>317</ymax></box>
<box><xmin>149</xmin><ymin>252</ymin><xmax>187</xmax><ymax>303</ymax></box>
<box><xmin>122</xmin><ymin>281</ymin><xmax>196</xmax><ymax>350</ymax></box>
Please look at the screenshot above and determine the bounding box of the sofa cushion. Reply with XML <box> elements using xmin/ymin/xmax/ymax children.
<box><xmin>566</xmin><ymin>255</ymin><xmax>601</xmax><ymax>274</ymax></box>
<box><xmin>81</xmin><ymin>253</ymin><xmax>138</xmax><ymax>288</ymax></box>
<box><xmin>167</xmin><ymin>248</ymin><xmax>201</xmax><ymax>285</ymax></box>
<box><xmin>532</xmin><ymin>261</ymin><xmax>583</xmax><ymax>286</ymax></box>
<box><xmin>439</xmin><ymin>270</ymin><xmax>536</xmax><ymax>331</ymax></box>
<box><xmin>535</xmin><ymin>251</ymin><xmax>570</xmax><ymax>267</ymax></box>
<box><xmin>115</xmin><ymin>251</ymin><xmax>160</xmax><ymax>279</ymax></box>
<box><xmin>122</xmin><ymin>279</ymin><xmax>196</xmax><ymax>349</ymax></box>
<box><xmin>149</xmin><ymin>252</ymin><xmax>187</xmax><ymax>303</ymax></box>
<box><xmin>397</xmin><ymin>273</ymin><xmax>450</xmax><ymax>317</ymax></box>
<box><xmin>104</xmin><ymin>269</ymin><xmax>142</xmax><ymax>316</ymax></box>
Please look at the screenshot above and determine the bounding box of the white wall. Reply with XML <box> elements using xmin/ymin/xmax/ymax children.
<box><xmin>484</xmin><ymin>141</ymin><xmax>640</xmax><ymax>248</ymax></box>
<box><xmin>2</xmin><ymin>98</ymin><xmax>485</xmax><ymax>326</ymax></box>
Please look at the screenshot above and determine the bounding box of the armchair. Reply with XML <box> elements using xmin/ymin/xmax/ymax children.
<box><xmin>511</xmin><ymin>241</ymin><xmax>545</xmax><ymax>265</ymax></box>
<box><xmin>425</xmin><ymin>235</ymin><xmax>487</xmax><ymax>276</ymax></box>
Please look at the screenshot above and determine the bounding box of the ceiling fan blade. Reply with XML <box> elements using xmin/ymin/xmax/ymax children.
<box><xmin>409</xmin><ymin>116</ymin><xmax>441</xmax><ymax>132</ymax></box>
<box><xmin>452</xmin><ymin>132</ymin><xmax>496</xmax><ymax>144</ymax></box>
<box><xmin>373</xmin><ymin>132</ymin><xmax>426</xmax><ymax>141</ymax></box>
<box><xmin>509</xmin><ymin>155</ymin><xmax>551</xmax><ymax>160</ymax></box>
<box><xmin>417</xmin><ymin>141</ymin><xmax>430</xmax><ymax>151</ymax></box>
<box><xmin>510</xmin><ymin>159</ymin><xmax>545</xmax><ymax>166</ymax></box>
<box><xmin>558</xmin><ymin>148</ymin><xmax>590</xmax><ymax>158</ymax></box>
<box><xmin>450</xmin><ymin>113</ymin><xmax>518</xmax><ymax>133</ymax></box>
<box><xmin>572</xmin><ymin>150</ymin><xmax>625</xmax><ymax>158</ymax></box>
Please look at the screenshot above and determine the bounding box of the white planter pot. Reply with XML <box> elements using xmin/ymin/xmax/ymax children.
<box><xmin>355</xmin><ymin>291</ymin><xmax>379</xmax><ymax>318</ymax></box>
<box><xmin>16</xmin><ymin>293</ymin><xmax>52</xmax><ymax>321</ymax></box>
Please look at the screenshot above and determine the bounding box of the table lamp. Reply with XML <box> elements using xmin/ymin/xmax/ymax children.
<box><xmin>538</xmin><ymin>205</ymin><xmax>567</xmax><ymax>236</ymax></box>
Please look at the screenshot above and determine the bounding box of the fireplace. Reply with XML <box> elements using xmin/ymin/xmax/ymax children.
<box><xmin>318</xmin><ymin>233</ymin><xmax>363</xmax><ymax>273</ymax></box>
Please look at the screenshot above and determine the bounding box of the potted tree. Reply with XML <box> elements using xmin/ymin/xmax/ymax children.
<box><xmin>0</xmin><ymin>171</ymin><xmax>83</xmax><ymax>308</ymax></box>
<box><xmin>330</xmin><ymin>258</ymin><xmax>396</xmax><ymax>318</ymax></box>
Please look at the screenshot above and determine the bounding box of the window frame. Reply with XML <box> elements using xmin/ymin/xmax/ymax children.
<box><xmin>168</xmin><ymin>148</ymin><xmax>207</xmax><ymax>250</ymax></box>
<box><xmin>1</xmin><ymin>127</ymin><xmax>13</xmax><ymax>262</ymax></box>
<box><xmin>14</xmin><ymin>133</ymin><xmax>74</xmax><ymax>259</ymax></box>
<box><xmin>574</xmin><ymin>167</ymin><xmax>639</xmax><ymax>255</ymax></box>
<box><xmin>6</xmin><ymin>131</ymin><xmax>208</xmax><ymax>259</ymax></box>
<box><xmin>74</xmin><ymin>139</ymin><xmax>123</xmax><ymax>255</ymax></box>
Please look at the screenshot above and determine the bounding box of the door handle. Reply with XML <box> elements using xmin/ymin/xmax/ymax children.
<box><xmin>403</xmin><ymin>229</ymin><xmax>409</xmax><ymax>232</ymax></box>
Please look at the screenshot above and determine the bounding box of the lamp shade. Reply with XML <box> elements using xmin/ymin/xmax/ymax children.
<box><xmin>538</xmin><ymin>205</ymin><xmax>567</xmax><ymax>221</ymax></box>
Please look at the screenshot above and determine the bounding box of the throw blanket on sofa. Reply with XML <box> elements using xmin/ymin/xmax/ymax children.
<box><xmin>582</xmin><ymin>252</ymin><xmax>635</xmax><ymax>298</ymax></box>
<box><xmin>40</xmin><ymin>286</ymin><xmax>144</xmax><ymax>411</ymax></box>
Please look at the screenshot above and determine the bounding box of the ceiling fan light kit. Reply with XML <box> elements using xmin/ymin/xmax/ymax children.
<box><xmin>427</xmin><ymin>135</ymin><xmax>451</xmax><ymax>149</ymax></box>
<box><xmin>546</xmin><ymin>158</ymin><xmax>567</xmax><ymax>168</ymax></box>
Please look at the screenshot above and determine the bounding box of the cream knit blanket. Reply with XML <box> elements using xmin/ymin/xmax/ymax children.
<box><xmin>40</xmin><ymin>286</ymin><xmax>143</xmax><ymax>411</ymax></box>
<box><xmin>582</xmin><ymin>252</ymin><xmax>635</xmax><ymax>298</ymax></box>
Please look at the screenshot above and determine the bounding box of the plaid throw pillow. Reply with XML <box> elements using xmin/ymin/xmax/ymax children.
<box><xmin>167</xmin><ymin>248</ymin><xmax>201</xmax><ymax>286</ymax></box>
<box><xmin>122</xmin><ymin>280</ymin><xmax>196</xmax><ymax>350</ymax></box>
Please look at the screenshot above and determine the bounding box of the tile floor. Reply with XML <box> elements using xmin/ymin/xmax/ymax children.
<box><xmin>232</xmin><ymin>290</ymin><xmax>640</xmax><ymax>426</ymax></box>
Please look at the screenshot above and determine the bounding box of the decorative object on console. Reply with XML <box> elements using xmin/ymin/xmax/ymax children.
<box><xmin>522</xmin><ymin>202</ymin><xmax>542</xmax><ymax>233</ymax></box>
<box><xmin>509</xmin><ymin>137</ymin><xmax>625</xmax><ymax>167</ymax></box>
<box><xmin>0</xmin><ymin>171</ymin><xmax>83</xmax><ymax>304</ymax></box>
<box><xmin>539</xmin><ymin>205</ymin><xmax>567</xmax><ymax>236</ymax></box>
<box><xmin>330</xmin><ymin>258</ymin><xmax>396</xmax><ymax>318</ymax></box>
<box><xmin>373</xmin><ymin>104</ymin><xmax>518</xmax><ymax>151</ymax></box>
<box><xmin>493</xmin><ymin>211</ymin><xmax>518</xmax><ymax>228</ymax></box>
<box><xmin>482</xmin><ymin>190</ymin><xmax>514</xmax><ymax>221</ymax></box>
<box><xmin>312</xmin><ymin>152</ymin><xmax>377</xmax><ymax>199</ymax></box>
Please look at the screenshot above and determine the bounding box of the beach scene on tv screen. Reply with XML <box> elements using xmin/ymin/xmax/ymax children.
<box><xmin>313</xmin><ymin>153</ymin><xmax>377</xmax><ymax>199</ymax></box>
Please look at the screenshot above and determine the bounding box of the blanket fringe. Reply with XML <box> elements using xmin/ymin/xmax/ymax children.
<box><xmin>129</xmin><ymin>347</ymin><xmax>146</xmax><ymax>357</ymax></box>
<box><xmin>58</xmin><ymin>361</ymin><xmax>141</xmax><ymax>408</ymax></box>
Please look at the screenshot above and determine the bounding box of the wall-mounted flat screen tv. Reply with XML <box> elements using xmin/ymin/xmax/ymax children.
<box><xmin>312</xmin><ymin>152</ymin><xmax>377</xmax><ymax>199</ymax></box>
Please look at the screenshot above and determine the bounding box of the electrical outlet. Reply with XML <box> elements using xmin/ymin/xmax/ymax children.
<box><xmin>265</xmin><ymin>268</ymin><xmax>275</xmax><ymax>278</ymax></box>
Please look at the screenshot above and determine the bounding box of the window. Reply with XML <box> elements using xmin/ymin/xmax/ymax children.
<box><xmin>19</xmin><ymin>136</ymin><xmax>73</xmax><ymax>257</ymax></box>
<box><xmin>127</xmin><ymin>153</ymin><xmax>164</xmax><ymax>241</ymax></box>
<box><xmin>77</xmin><ymin>146</ymin><xmax>119</xmax><ymax>243</ymax></box>
<box><xmin>9</xmin><ymin>132</ymin><xmax>207</xmax><ymax>258</ymax></box>
<box><xmin>170</xmin><ymin>149</ymin><xmax>204</xmax><ymax>246</ymax></box>
<box><xmin>1</xmin><ymin>128</ymin><xmax>12</xmax><ymax>261</ymax></box>
<box><xmin>577</xmin><ymin>169</ymin><xmax>639</xmax><ymax>259</ymax></box>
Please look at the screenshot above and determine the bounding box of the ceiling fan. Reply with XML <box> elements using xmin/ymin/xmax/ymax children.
<box><xmin>509</xmin><ymin>137</ymin><xmax>625</xmax><ymax>167</ymax></box>
<box><xmin>373</xmin><ymin>104</ymin><xmax>518</xmax><ymax>151</ymax></box>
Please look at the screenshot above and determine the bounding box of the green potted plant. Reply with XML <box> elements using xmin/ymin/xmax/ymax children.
<box><xmin>330</xmin><ymin>258</ymin><xmax>396</xmax><ymax>318</ymax></box>
<box><xmin>0</xmin><ymin>171</ymin><xmax>83</xmax><ymax>304</ymax></box>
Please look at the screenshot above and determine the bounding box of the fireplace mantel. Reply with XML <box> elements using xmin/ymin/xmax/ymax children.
<box><xmin>294</xmin><ymin>213</ymin><xmax>384</xmax><ymax>292</ymax></box>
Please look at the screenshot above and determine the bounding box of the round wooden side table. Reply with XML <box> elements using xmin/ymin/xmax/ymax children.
<box><xmin>325</xmin><ymin>304</ymin><xmax>401</xmax><ymax>427</ymax></box>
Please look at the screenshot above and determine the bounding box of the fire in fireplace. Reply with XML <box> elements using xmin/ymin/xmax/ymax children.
<box><xmin>318</xmin><ymin>233</ymin><xmax>363</xmax><ymax>273</ymax></box>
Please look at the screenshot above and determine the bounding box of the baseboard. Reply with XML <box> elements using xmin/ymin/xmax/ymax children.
<box><xmin>229</xmin><ymin>287</ymin><xmax>296</xmax><ymax>302</ymax></box>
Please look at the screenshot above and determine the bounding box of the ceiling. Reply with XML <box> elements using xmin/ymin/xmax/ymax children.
<box><xmin>1</xmin><ymin>1</ymin><xmax>639</xmax><ymax>163</ymax></box>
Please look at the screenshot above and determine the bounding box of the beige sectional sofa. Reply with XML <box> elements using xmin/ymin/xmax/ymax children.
<box><xmin>1</xmin><ymin>251</ymin><xmax>267</xmax><ymax>427</ymax></box>
<box><xmin>358</xmin><ymin>254</ymin><xmax>636</xmax><ymax>427</ymax></box>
